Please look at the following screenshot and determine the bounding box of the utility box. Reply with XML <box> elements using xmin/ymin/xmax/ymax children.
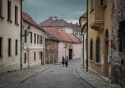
<box><xmin>108</xmin><ymin>55</ymin><xmax>111</xmax><ymax>63</ymax></box>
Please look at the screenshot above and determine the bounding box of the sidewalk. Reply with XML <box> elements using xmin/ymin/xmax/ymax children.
<box><xmin>76</xmin><ymin>65</ymin><xmax>121</xmax><ymax>88</ymax></box>
<box><xmin>0</xmin><ymin>64</ymin><xmax>54</xmax><ymax>88</ymax></box>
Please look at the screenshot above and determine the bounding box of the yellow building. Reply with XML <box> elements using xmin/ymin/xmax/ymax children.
<box><xmin>88</xmin><ymin>0</ymin><xmax>112</xmax><ymax>81</ymax></box>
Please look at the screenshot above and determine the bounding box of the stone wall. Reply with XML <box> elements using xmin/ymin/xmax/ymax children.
<box><xmin>111</xmin><ymin>0</ymin><xmax>125</xmax><ymax>87</ymax></box>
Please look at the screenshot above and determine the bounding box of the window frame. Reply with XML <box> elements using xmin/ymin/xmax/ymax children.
<box><xmin>96</xmin><ymin>36</ymin><xmax>100</xmax><ymax>63</ymax></box>
<box><xmin>24</xmin><ymin>52</ymin><xmax>27</xmax><ymax>64</ymax></box>
<box><xmin>8</xmin><ymin>0</ymin><xmax>11</xmax><ymax>20</ymax></box>
<box><xmin>34</xmin><ymin>52</ymin><xmax>36</xmax><ymax>61</ymax></box>
<box><xmin>15</xmin><ymin>6</ymin><xmax>18</xmax><ymax>24</ymax></box>
<box><xmin>34</xmin><ymin>33</ymin><xmax>36</xmax><ymax>44</ymax></box>
<box><xmin>8</xmin><ymin>38</ymin><xmax>11</xmax><ymax>56</ymax></box>
<box><xmin>90</xmin><ymin>38</ymin><xmax>93</xmax><ymax>60</ymax></box>
<box><xmin>15</xmin><ymin>39</ymin><xmax>18</xmax><ymax>55</ymax></box>
<box><xmin>0</xmin><ymin>37</ymin><xmax>2</xmax><ymax>57</ymax></box>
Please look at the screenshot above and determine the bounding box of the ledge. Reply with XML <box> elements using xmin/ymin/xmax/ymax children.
<box><xmin>15</xmin><ymin>22</ymin><xmax>19</xmax><ymax>26</ymax></box>
<box><xmin>90</xmin><ymin>60</ymin><xmax>94</xmax><ymax>63</ymax></box>
<box><xmin>95</xmin><ymin>62</ymin><xmax>101</xmax><ymax>67</ymax></box>
<box><xmin>0</xmin><ymin>15</ymin><xmax>4</xmax><ymax>19</ymax></box>
<box><xmin>7</xmin><ymin>19</ymin><xmax>13</xmax><ymax>23</ymax></box>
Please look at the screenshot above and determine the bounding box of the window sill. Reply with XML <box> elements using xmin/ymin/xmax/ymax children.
<box><xmin>90</xmin><ymin>60</ymin><xmax>93</xmax><ymax>63</ymax></box>
<box><xmin>0</xmin><ymin>15</ymin><xmax>4</xmax><ymax>19</ymax></box>
<box><xmin>7</xmin><ymin>19</ymin><xmax>13</xmax><ymax>23</ymax></box>
<box><xmin>8</xmin><ymin>55</ymin><xmax>11</xmax><ymax>57</ymax></box>
<box><xmin>15</xmin><ymin>22</ymin><xmax>19</xmax><ymax>26</ymax></box>
<box><xmin>95</xmin><ymin>62</ymin><xmax>101</xmax><ymax>67</ymax></box>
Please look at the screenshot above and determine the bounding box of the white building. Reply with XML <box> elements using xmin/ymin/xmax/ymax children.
<box><xmin>22</xmin><ymin>12</ymin><xmax>46</xmax><ymax>68</ymax></box>
<box><xmin>0</xmin><ymin>0</ymin><xmax>21</xmax><ymax>73</ymax></box>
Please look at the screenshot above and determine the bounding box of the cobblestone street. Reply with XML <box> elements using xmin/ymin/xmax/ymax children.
<box><xmin>0</xmin><ymin>59</ymin><xmax>121</xmax><ymax>88</ymax></box>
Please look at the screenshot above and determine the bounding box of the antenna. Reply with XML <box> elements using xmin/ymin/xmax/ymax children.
<box><xmin>33</xmin><ymin>10</ymin><xmax>42</xmax><ymax>23</ymax></box>
<box><xmin>61</xmin><ymin>13</ymin><xmax>65</xmax><ymax>19</ymax></box>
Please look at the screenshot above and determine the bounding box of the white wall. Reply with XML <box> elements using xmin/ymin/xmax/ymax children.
<box><xmin>0</xmin><ymin>0</ymin><xmax>21</xmax><ymax>73</ymax></box>
<box><xmin>73</xmin><ymin>44</ymin><xmax>82</xmax><ymax>59</ymax></box>
<box><xmin>84</xmin><ymin>32</ymin><xmax>87</xmax><ymax>68</ymax></box>
<box><xmin>58</xmin><ymin>42</ymin><xmax>82</xmax><ymax>63</ymax></box>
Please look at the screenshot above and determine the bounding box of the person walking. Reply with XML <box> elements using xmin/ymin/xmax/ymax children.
<box><xmin>65</xmin><ymin>56</ymin><xmax>69</xmax><ymax>67</ymax></box>
<box><xmin>62</xmin><ymin>57</ymin><xmax>65</xmax><ymax>67</ymax></box>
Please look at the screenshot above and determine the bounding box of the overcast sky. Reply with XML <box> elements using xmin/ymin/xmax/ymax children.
<box><xmin>22</xmin><ymin>0</ymin><xmax>87</xmax><ymax>24</ymax></box>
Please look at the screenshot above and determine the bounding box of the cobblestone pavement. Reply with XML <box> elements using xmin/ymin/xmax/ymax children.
<box><xmin>0</xmin><ymin>59</ymin><xmax>121</xmax><ymax>88</ymax></box>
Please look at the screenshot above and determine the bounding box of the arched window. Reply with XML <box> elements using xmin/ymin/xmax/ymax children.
<box><xmin>90</xmin><ymin>38</ymin><xmax>93</xmax><ymax>60</ymax></box>
<box><xmin>96</xmin><ymin>36</ymin><xmax>100</xmax><ymax>63</ymax></box>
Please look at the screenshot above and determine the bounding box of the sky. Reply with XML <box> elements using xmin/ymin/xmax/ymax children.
<box><xmin>22</xmin><ymin>0</ymin><xmax>87</xmax><ymax>24</ymax></box>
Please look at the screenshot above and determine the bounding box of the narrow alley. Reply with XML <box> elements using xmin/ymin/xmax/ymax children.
<box><xmin>0</xmin><ymin>59</ymin><xmax>120</xmax><ymax>88</ymax></box>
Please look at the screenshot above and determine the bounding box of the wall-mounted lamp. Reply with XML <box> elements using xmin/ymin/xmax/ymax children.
<box><xmin>22</xmin><ymin>25</ymin><xmax>31</xmax><ymax>37</ymax></box>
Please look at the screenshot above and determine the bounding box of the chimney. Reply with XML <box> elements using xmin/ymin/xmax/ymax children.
<box><xmin>49</xmin><ymin>16</ymin><xmax>53</xmax><ymax>20</ymax></box>
<box><xmin>53</xmin><ymin>16</ymin><xmax>58</xmax><ymax>21</ymax></box>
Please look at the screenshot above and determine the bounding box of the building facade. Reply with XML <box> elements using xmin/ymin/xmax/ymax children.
<box><xmin>88</xmin><ymin>0</ymin><xmax>112</xmax><ymax>81</ymax></box>
<box><xmin>0</xmin><ymin>0</ymin><xmax>21</xmax><ymax>73</ymax></box>
<box><xmin>111</xmin><ymin>0</ymin><xmax>125</xmax><ymax>87</ymax></box>
<box><xmin>22</xmin><ymin>12</ymin><xmax>46</xmax><ymax>68</ymax></box>
<box><xmin>79</xmin><ymin>12</ymin><xmax>87</xmax><ymax>67</ymax></box>
<box><xmin>45</xmin><ymin>32</ymin><xmax>59</xmax><ymax>64</ymax></box>
<box><xmin>44</xmin><ymin>28</ymin><xmax>81</xmax><ymax>63</ymax></box>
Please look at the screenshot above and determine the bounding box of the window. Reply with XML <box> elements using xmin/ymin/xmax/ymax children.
<box><xmin>34</xmin><ymin>52</ymin><xmax>36</xmax><ymax>61</ymax></box>
<box><xmin>15</xmin><ymin>6</ymin><xmax>18</xmax><ymax>23</ymax></box>
<box><xmin>0</xmin><ymin>37</ymin><xmax>2</xmax><ymax>57</ymax></box>
<box><xmin>40</xmin><ymin>36</ymin><xmax>42</xmax><ymax>44</ymax></box>
<box><xmin>15</xmin><ymin>40</ymin><xmax>18</xmax><ymax>55</ymax></box>
<box><xmin>8</xmin><ymin>39</ymin><xmax>11</xmax><ymax>56</ymax></box>
<box><xmin>100</xmin><ymin>0</ymin><xmax>104</xmax><ymax>6</ymax></box>
<box><xmin>24</xmin><ymin>52</ymin><xmax>26</xmax><ymax>63</ymax></box>
<box><xmin>0</xmin><ymin>0</ymin><xmax>2</xmax><ymax>16</ymax></box>
<box><xmin>24</xmin><ymin>30</ymin><xmax>27</xmax><ymax>43</ymax></box>
<box><xmin>30</xmin><ymin>32</ymin><xmax>32</xmax><ymax>43</ymax></box>
<box><xmin>96</xmin><ymin>37</ymin><xmax>100</xmax><ymax>63</ymax></box>
<box><xmin>37</xmin><ymin>34</ymin><xmax>39</xmax><ymax>44</ymax></box>
<box><xmin>34</xmin><ymin>33</ymin><xmax>36</xmax><ymax>44</ymax></box>
<box><xmin>119</xmin><ymin>20</ymin><xmax>125</xmax><ymax>52</ymax></box>
<box><xmin>90</xmin><ymin>39</ymin><xmax>93</xmax><ymax>60</ymax></box>
<box><xmin>8</xmin><ymin>0</ymin><xmax>11</xmax><ymax>20</ymax></box>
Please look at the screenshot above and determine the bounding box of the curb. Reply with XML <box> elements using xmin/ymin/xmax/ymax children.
<box><xmin>75</xmin><ymin>65</ymin><xmax>96</xmax><ymax>88</ymax></box>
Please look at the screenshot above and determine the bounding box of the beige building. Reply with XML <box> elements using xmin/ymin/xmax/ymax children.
<box><xmin>0</xmin><ymin>0</ymin><xmax>21</xmax><ymax>73</ymax></box>
<box><xmin>22</xmin><ymin>12</ymin><xmax>46</xmax><ymax>68</ymax></box>
<box><xmin>88</xmin><ymin>0</ymin><xmax>112</xmax><ymax>81</ymax></box>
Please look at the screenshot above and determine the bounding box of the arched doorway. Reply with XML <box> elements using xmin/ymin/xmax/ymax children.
<box><xmin>104</xmin><ymin>29</ymin><xmax>109</xmax><ymax>77</ymax></box>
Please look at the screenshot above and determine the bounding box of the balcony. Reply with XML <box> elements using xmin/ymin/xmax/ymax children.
<box><xmin>90</xmin><ymin>6</ymin><xmax>104</xmax><ymax>31</ymax></box>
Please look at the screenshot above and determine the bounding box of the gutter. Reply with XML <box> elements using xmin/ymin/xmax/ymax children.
<box><xmin>86</xmin><ymin>0</ymin><xmax>88</xmax><ymax>72</ymax></box>
<box><xmin>20</xmin><ymin>0</ymin><xmax>22</xmax><ymax>69</ymax></box>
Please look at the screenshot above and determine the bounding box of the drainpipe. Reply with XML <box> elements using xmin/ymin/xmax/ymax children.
<box><xmin>86</xmin><ymin>0</ymin><xmax>88</xmax><ymax>72</ymax></box>
<box><xmin>20</xmin><ymin>0</ymin><xmax>22</xmax><ymax>69</ymax></box>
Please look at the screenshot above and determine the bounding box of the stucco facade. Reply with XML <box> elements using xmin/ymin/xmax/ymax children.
<box><xmin>22</xmin><ymin>21</ymin><xmax>45</xmax><ymax>68</ymax></box>
<box><xmin>0</xmin><ymin>0</ymin><xmax>21</xmax><ymax>73</ymax></box>
<box><xmin>88</xmin><ymin>0</ymin><xmax>112</xmax><ymax>81</ymax></box>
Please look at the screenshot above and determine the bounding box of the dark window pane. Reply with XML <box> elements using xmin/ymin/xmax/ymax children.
<box><xmin>8</xmin><ymin>39</ymin><xmax>11</xmax><ymax>56</ymax></box>
<box><xmin>0</xmin><ymin>37</ymin><xmax>2</xmax><ymax>56</ymax></box>
<box><xmin>24</xmin><ymin>53</ymin><xmax>26</xmax><ymax>63</ymax></box>
<box><xmin>30</xmin><ymin>32</ymin><xmax>32</xmax><ymax>43</ymax></box>
<box><xmin>15</xmin><ymin>40</ymin><xmax>18</xmax><ymax>55</ymax></box>
<box><xmin>34</xmin><ymin>52</ymin><xmax>36</xmax><ymax>61</ymax></box>
<box><xmin>34</xmin><ymin>33</ymin><xmax>36</xmax><ymax>44</ymax></box>
<box><xmin>8</xmin><ymin>1</ymin><xmax>11</xmax><ymax>20</ymax></box>
<box><xmin>25</xmin><ymin>30</ymin><xmax>27</xmax><ymax>43</ymax></box>
<box><xmin>15</xmin><ymin>6</ymin><xmax>18</xmax><ymax>23</ymax></box>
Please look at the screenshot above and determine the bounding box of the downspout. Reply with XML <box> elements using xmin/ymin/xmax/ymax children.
<box><xmin>20</xmin><ymin>0</ymin><xmax>22</xmax><ymax>69</ymax></box>
<box><xmin>86</xmin><ymin>0</ymin><xmax>88</xmax><ymax>72</ymax></box>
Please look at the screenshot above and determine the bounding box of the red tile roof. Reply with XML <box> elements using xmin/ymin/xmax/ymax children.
<box><xmin>22</xmin><ymin>11</ymin><xmax>45</xmax><ymax>32</ymax></box>
<box><xmin>81</xmin><ymin>12</ymin><xmax>87</xmax><ymax>18</ymax></box>
<box><xmin>44</xmin><ymin>28</ymin><xmax>80</xmax><ymax>43</ymax></box>
<box><xmin>39</xmin><ymin>19</ymin><xmax>69</xmax><ymax>27</ymax></box>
